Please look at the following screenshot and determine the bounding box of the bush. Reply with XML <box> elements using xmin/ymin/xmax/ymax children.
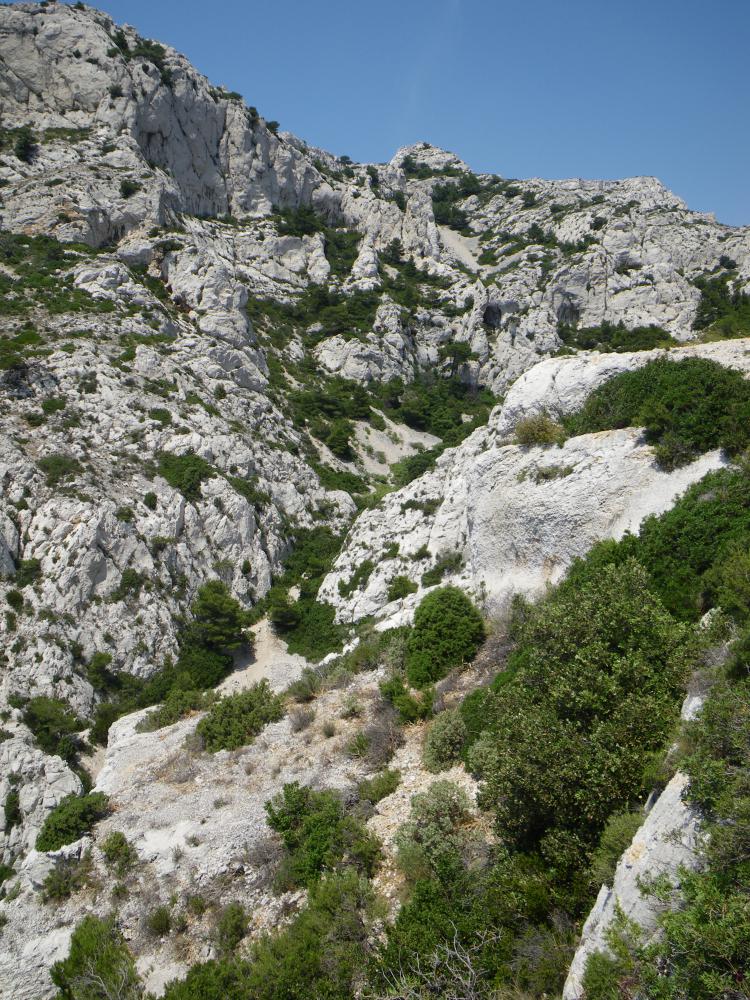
<box><xmin>387</xmin><ymin>575</ymin><xmax>418</xmax><ymax>601</ymax></box>
<box><xmin>36</xmin><ymin>792</ymin><xmax>110</xmax><ymax>852</ymax></box>
<box><xmin>147</xmin><ymin>905</ymin><xmax>172</xmax><ymax>936</ymax></box>
<box><xmin>38</xmin><ymin>453</ymin><xmax>82</xmax><ymax>486</ymax></box>
<box><xmin>558</xmin><ymin>320</ymin><xmax>675</xmax><ymax>353</ymax></box>
<box><xmin>14</xmin><ymin>126</ymin><xmax>35</xmax><ymax>163</ymax></box>
<box><xmin>563</xmin><ymin>357</ymin><xmax>750</xmax><ymax>470</ymax></box>
<box><xmin>120</xmin><ymin>178</ymin><xmax>140</xmax><ymax>199</ymax></box>
<box><xmin>51</xmin><ymin>916</ymin><xmax>141</xmax><ymax>999</ymax></box>
<box><xmin>157</xmin><ymin>451</ymin><xmax>215</xmax><ymax>500</ymax></box>
<box><xmin>216</xmin><ymin>902</ymin><xmax>248</xmax><ymax>954</ymax></box>
<box><xmin>469</xmin><ymin>560</ymin><xmax>691</xmax><ymax>857</ymax></box>
<box><xmin>4</xmin><ymin>790</ymin><xmax>20</xmax><ymax>832</ymax></box>
<box><xmin>189</xmin><ymin>580</ymin><xmax>248</xmax><ymax>651</ymax></box>
<box><xmin>395</xmin><ymin>781</ymin><xmax>473</xmax><ymax>884</ymax></box>
<box><xmin>15</xmin><ymin>557</ymin><xmax>41</xmax><ymax>587</ymax></box>
<box><xmin>138</xmin><ymin>688</ymin><xmax>210</xmax><ymax>731</ymax></box>
<box><xmin>42</xmin><ymin>852</ymin><xmax>92</xmax><ymax>902</ymax></box>
<box><xmin>100</xmin><ymin>831</ymin><xmax>137</xmax><ymax>876</ymax></box>
<box><xmin>196</xmin><ymin>681</ymin><xmax>284</xmax><ymax>752</ymax></box>
<box><xmin>405</xmin><ymin>586</ymin><xmax>484</xmax><ymax>687</ymax></box>
<box><xmin>22</xmin><ymin>696</ymin><xmax>84</xmax><ymax>764</ymax></box>
<box><xmin>514</xmin><ymin>412</ymin><xmax>567</xmax><ymax>447</ymax></box>
<box><xmin>379</xmin><ymin>675</ymin><xmax>434</xmax><ymax>723</ymax></box>
<box><xmin>143</xmin><ymin>490</ymin><xmax>158</xmax><ymax>510</ymax></box>
<box><xmin>265</xmin><ymin>782</ymin><xmax>380</xmax><ymax>890</ymax></box>
<box><xmin>423</xmin><ymin>709</ymin><xmax>467</xmax><ymax>772</ymax></box>
<box><xmin>357</xmin><ymin>769</ymin><xmax>401</xmax><ymax>804</ymax></box>
<box><xmin>587</xmin><ymin>810</ymin><xmax>643</xmax><ymax>889</ymax></box>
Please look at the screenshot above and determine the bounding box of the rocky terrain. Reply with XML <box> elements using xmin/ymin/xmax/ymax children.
<box><xmin>1</xmin><ymin>3</ymin><xmax>749</xmax><ymax>999</ymax></box>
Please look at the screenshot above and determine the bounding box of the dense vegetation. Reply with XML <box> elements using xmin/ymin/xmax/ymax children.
<box><xmin>557</xmin><ymin>319</ymin><xmax>675</xmax><ymax>353</ymax></box>
<box><xmin>564</xmin><ymin>356</ymin><xmax>750</xmax><ymax>469</ymax></box>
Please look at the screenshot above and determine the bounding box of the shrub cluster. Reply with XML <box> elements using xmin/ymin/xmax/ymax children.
<box><xmin>36</xmin><ymin>793</ymin><xmax>110</xmax><ymax>852</ymax></box>
<box><xmin>404</xmin><ymin>586</ymin><xmax>484</xmax><ymax>687</ymax></box>
<box><xmin>196</xmin><ymin>680</ymin><xmax>284</xmax><ymax>753</ymax></box>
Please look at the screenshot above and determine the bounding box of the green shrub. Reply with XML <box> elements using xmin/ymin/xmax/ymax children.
<box><xmin>337</xmin><ymin>559</ymin><xmax>374</xmax><ymax>598</ymax></box>
<box><xmin>286</xmin><ymin>667</ymin><xmax>322</xmax><ymax>703</ymax></box>
<box><xmin>387</xmin><ymin>575</ymin><xmax>418</xmax><ymax>601</ymax></box>
<box><xmin>38</xmin><ymin>453</ymin><xmax>82</xmax><ymax>486</ymax></box>
<box><xmin>22</xmin><ymin>696</ymin><xmax>84</xmax><ymax>764</ymax></box>
<box><xmin>693</xmin><ymin>270</ymin><xmax>750</xmax><ymax>338</ymax></box>
<box><xmin>51</xmin><ymin>916</ymin><xmax>141</xmax><ymax>999</ymax></box>
<box><xmin>420</xmin><ymin>551</ymin><xmax>463</xmax><ymax>588</ymax></box>
<box><xmin>138</xmin><ymin>688</ymin><xmax>210</xmax><ymax>731</ymax></box>
<box><xmin>395</xmin><ymin>781</ymin><xmax>473</xmax><ymax>884</ymax></box>
<box><xmin>13</xmin><ymin>126</ymin><xmax>36</xmax><ymax>163</ymax></box>
<box><xmin>36</xmin><ymin>793</ymin><xmax>110</xmax><ymax>852</ymax></box>
<box><xmin>15</xmin><ymin>557</ymin><xmax>41</xmax><ymax>587</ymax></box>
<box><xmin>196</xmin><ymin>681</ymin><xmax>284</xmax><ymax>752</ymax></box>
<box><xmin>6</xmin><ymin>589</ymin><xmax>23</xmax><ymax>612</ymax></box>
<box><xmin>143</xmin><ymin>491</ymin><xmax>158</xmax><ymax>510</ymax></box>
<box><xmin>163</xmin><ymin>873</ymin><xmax>374</xmax><ymax>1000</ymax></box>
<box><xmin>469</xmin><ymin>560</ymin><xmax>691</xmax><ymax>857</ymax></box>
<box><xmin>265</xmin><ymin>782</ymin><xmax>380</xmax><ymax>890</ymax></box>
<box><xmin>357</xmin><ymin>769</ymin><xmax>401</xmax><ymax>804</ymax></box>
<box><xmin>147</xmin><ymin>905</ymin><xmax>172</xmax><ymax>936</ymax></box>
<box><xmin>4</xmin><ymin>790</ymin><xmax>20</xmax><ymax>832</ymax></box>
<box><xmin>100</xmin><ymin>831</ymin><xmax>137</xmax><ymax>876</ymax></box>
<box><xmin>587</xmin><ymin>810</ymin><xmax>643</xmax><ymax>889</ymax></box>
<box><xmin>405</xmin><ymin>586</ymin><xmax>484</xmax><ymax>687</ymax></box>
<box><xmin>42</xmin><ymin>852</ymin><xmax>92</xmax><ymax>902</ymax></box>
<box><xmin>379</xmin><ymin>675</ymin><xmax>434</xmax><ymax>722</ymax></box>
<box><xmin>423</xmin><ymin>709</ymin><xmax>467</xmax><ymax>772</ymax></box>
<box><xmin>514</xmin><ymin>412</ymin><xmax>567</xmax><ymax>447</ymax></box>
<box><xmin>563</xmin><ymin>357</ymin><xmax>750</xmax><ymax>470</ymax></box>
<box><xmin>216</xmin><ymin>902</ymin><xmax>248</xmax><ymax>954</ymax></box>
<box><xmin>120</xmin><ymin>178</ymin><xmax>140</xmax><ymax>199</ymax></box>
<box><xmin>157</xmin><ymin>451</ymin><xmax>215</xmax><ymax>500</ymax></box>
<box><xmin>188</xmin><ymin>580</ymin><xmax>248</xmax><ymax>651</ymax></box>
<box><xmin>558</xmin><ymin>320</ymin><xmax>675</xmax><ymax>353</ymax></box>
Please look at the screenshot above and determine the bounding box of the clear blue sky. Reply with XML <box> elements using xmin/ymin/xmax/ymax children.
<box><xmin>85</xmin><ymin>0</ymin><xmax>748</xmax><ymax>226</ymax></box>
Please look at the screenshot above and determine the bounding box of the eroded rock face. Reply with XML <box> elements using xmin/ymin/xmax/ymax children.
<box><xmin>0</xmin><ymin>5</ymin><xmax>748</xmax><ymax>997</ymax></box>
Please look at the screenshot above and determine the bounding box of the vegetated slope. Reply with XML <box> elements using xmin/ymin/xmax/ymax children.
<box><xmin>0</xmin><ymin>3</ymin><xmax>749</xmax><ymax>999</ymax></box>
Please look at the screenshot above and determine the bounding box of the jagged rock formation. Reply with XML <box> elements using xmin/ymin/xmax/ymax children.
<box><xmin>0</xmin><ymin>4</ymin><xmax>749</xmax><ymax>998</ymax></box>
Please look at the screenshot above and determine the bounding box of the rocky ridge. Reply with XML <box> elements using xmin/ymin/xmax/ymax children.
<box><xmin>0</xmin><ymin>3</ymin><xmax>749</xmax><ymax>998</ymax></box>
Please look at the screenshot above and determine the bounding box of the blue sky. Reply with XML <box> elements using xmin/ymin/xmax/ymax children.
<box><xmin>86</xmin><ymin>0</ymin><xmax>748</xmax><ymax>225</ymax></box>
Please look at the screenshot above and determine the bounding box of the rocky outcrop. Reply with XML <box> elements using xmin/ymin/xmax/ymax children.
<box><xmin>319</xmin><ymin>423</ymin><xmax>728</xmax><ymax>624</ymax></box>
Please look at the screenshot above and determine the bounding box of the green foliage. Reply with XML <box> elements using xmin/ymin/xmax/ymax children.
<box><xmin>357</xmin><ymin>769</ymin><xmax>401</xmax><ymax>804</ymax></box>
<box><xmin>42</xmin><ymin>852</ymin><xmax>93</xmax><ymax>902</ymax></box>
<box><xmin>587</xmin><ymin>810</ymin><xmax>643</xmax><ymax>889</ymax></box>
<box><xmin>558</xmin><ymin>319</ymin><xmax>676</xmax><ymax>352</ymax></box>
<box><xmin>196</xmin><ymin>681</ymin><xmax>284</xmax><ymax>752</ymax></box>
<box><xmin>387</xmin><ymin>575</ymin><xmax>418</xmax><ymax>601</ymax></box>
<box><xmin>431</xmin><ymin>174</ymin><xmax>481</xmax><ymax>231</ymax></box>
<box><xmin>157</xmin><ymin>451</ymin><xmax>215</xmax><ymax>500</ymax></box>
<box><xmin>51</xmin><ymin>915</ymin><xmax>142</xmax><ymax>1000</ymax></box>
<box><xmin>693</xmin><ymin>269</ymin><xmax>750</xmax><ymax>338</ymax></box>
<box><xmin>188</xmin><ymin>580</ymin><xmax>248</xmax><ymax>651</ymax></box>
<box><xmin>163</xmin><ymin>872</ymin><xmax>374</xmax><ymax>1000</ymax></box>
<box><xmin>15</xmin><ymin>557</ymin><xmax>41</xmax><ymax>587</ymax></box>
<box><xmin>570</xmin><ymin>464</ymin><xmax>750</xmax><ymax>621</ymax></box>
<box><xmin>470</xmin><ymin>560</ymin><xmax>691</xmax><ymax>857</ymax></box>
<box><xmin>405</xmin><ymin>586</ymin><xmax>484</xmax><ymax>687</ymax></box>
<box><xmin>101</xmin><ymin>831</ymin><xmax>137</xmax><ymax>876</ymax></box>
<box><xmin>379</xmin><ymin>675</ymin><xmax>434</xmax><ymax>723</ymax></box>
<box><xmin>143</xmin><ymin>491</ymin><xmax>158</xmax><ymax>510</ymax></box>
<box><xmin>13</xmin><ymin>125</ymin><xmax>35</xmax><ymax>163</ymax></box>
<box><xmin>265</xmin><ymin>782</ymin><xmax>380</xmax><ymax>890</ymax></box>
<box><xmin>22</xmin><ymin>696</ymin><xmax>84</xmax><ymax>764</ymax></box>
<box><xmin>563</xmin><ymin>357</ymin><xmax>750</xmax><ymax>470</ymax></box>
<box><xmin>120</xmin><ymin>178</ymin><xmax>140</xmax><ymax>199</ymax></box>
<box><xmin>395</xmin><ymin>781</ymin><xmax>473</xmax><ymax>884</ymax></box>
<box><xmin>38</xmin><ymin>453</ymin><xmax>82</xmax><ymax>487</ymax></box>
<box><xmin>138</xmin><ymin>687</ymin><xmax>210</xmax><ymax>731</ymax></box>
<box><xmin>4</xmin><ymin>790</ymin><xmax>20</xmax><ymax>832</ymax></box>
<box><xmin>420</xmin><ymin>550</ymin><xmax>463</xmax><ymax>587</ymax></box>
<box><xmin>338</xmin><ymin>559</ymin><xmax>374</xmax><ymax>598</ymax></box>
<box><xmin>36</xmin><ymin>792</ymin><xmax>110</xmax><ymax>852</ymax></box>
<box><xmin>514</xmin><ymin>412</ymin><xmax>567</xmax><ymax>447</ymax></box>
<box><xmin>147</xmin><ymin>905</ymin><xmax>172</xmax><ymax>936</ymax></box>
<box><xmin>216</xmin><ymin>902</ymin><xmax>248</xmax><ymax>954</ymax></box>
<box><xmin>422</xmin><ymin>709</ymin><xmax>467</xmax><ymax>772</ymax></box>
